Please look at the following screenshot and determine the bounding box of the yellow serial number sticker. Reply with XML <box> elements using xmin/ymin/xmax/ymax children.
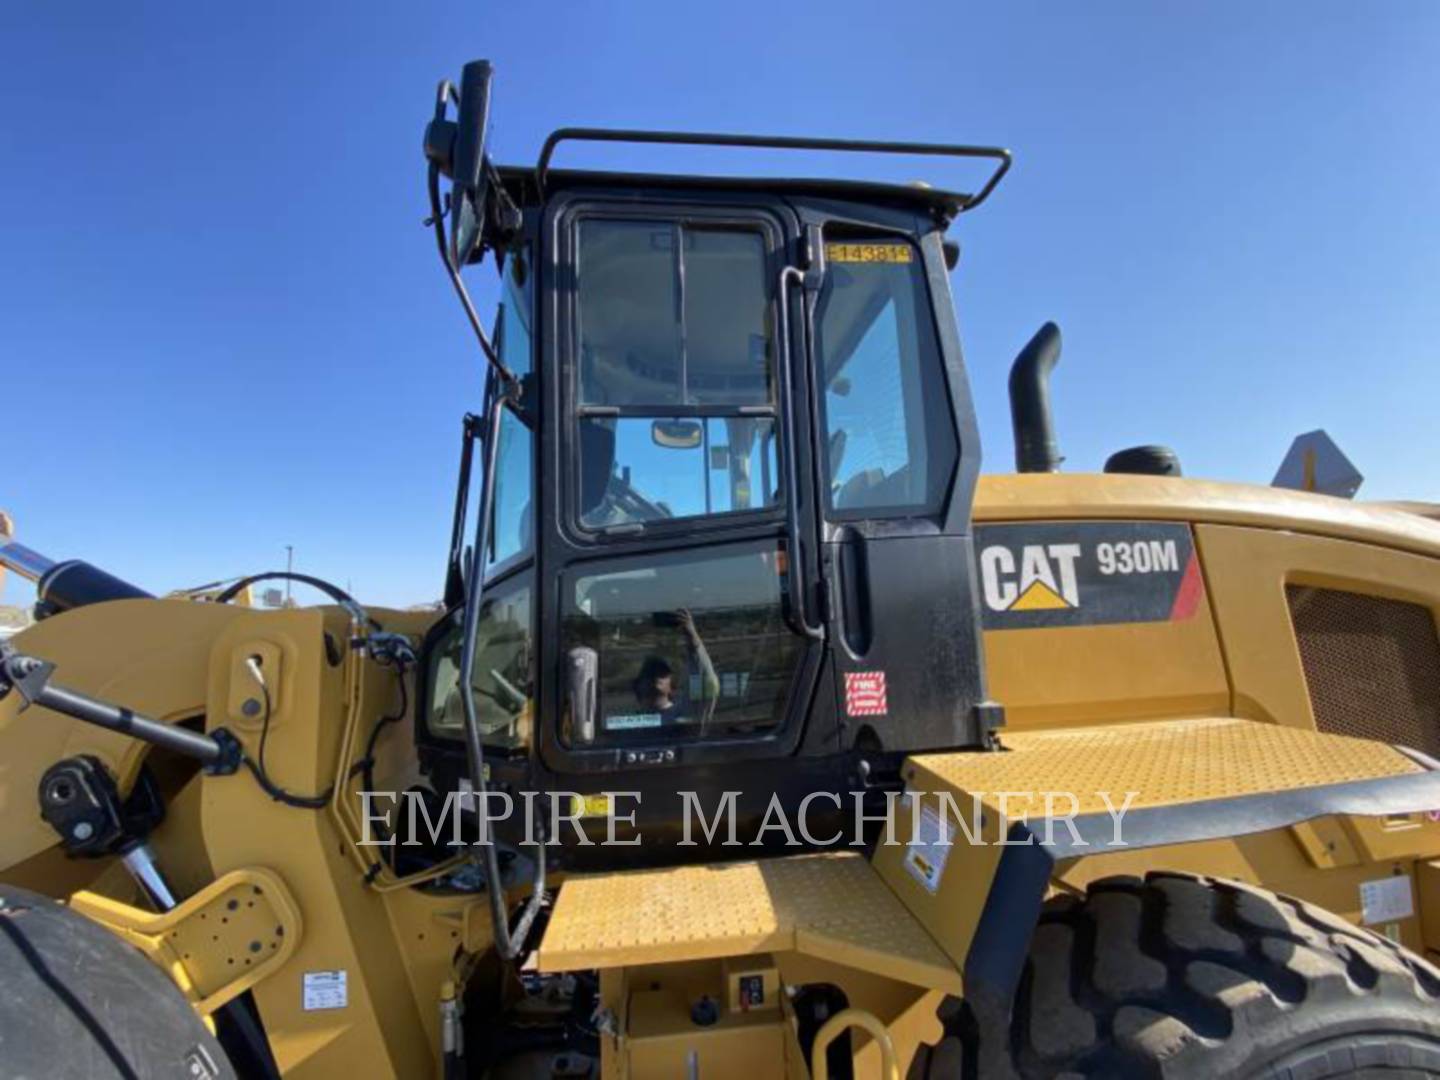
<box><xmin>826</xmin><ymin>242</ymin><xmax>913</xmax><ymax>264</ymax></box>
<box><xmin>570</xmin><ymin>794</ymin><xmax>614</xmax><ymax>818</ymax></box>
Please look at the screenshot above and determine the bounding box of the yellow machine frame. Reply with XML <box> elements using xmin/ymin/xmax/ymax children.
<box><xmin>5</xmin><ymin>476</ymin><xmax>1440</xmax><ymax>1078</ymax></box>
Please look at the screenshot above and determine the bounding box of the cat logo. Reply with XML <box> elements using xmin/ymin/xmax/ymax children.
<box><xmin>980</xmin><ymin>543</ymin><xmax>1082</xmax><ymax>612</ymax></box>
<box><xmin>975</xmin><ymin>522</ymin><xmax>1198</xmax><ymax>630</ymax></box>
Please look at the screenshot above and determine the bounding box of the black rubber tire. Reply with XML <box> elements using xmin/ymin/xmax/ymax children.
<box><xmin>910</xmin><ymin>872</ymin><xmax>1440</xmax><ymax>1079</ymax></box>
<box><xmin>0</xmin><ymin>884</ymin><xmax>236</xmax><ymax>1079</ymax></box>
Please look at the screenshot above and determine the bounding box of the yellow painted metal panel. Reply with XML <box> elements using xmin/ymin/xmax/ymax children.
<box><xmin>538</xmin><ymin>853</ymin><xmax>961</xmax><ymax>994</ymax></box>
<box><xmin>983</xmin><ymin>615</ymin><xmax>1230</xmax><ymax>730</ymax></box>
<box><xmin>909</xmin><ymin>716</ymin><xmax>1420</xmax><ymax>821</ymax></box>
<box><xmin>1195</xmin><ymin>523</ymin><xmax>1440</xmax><ymax>730</ymax></box>
<box><xmin>200</xmin><ymin>609</ymin><xmax>434</xmax><ymax>1079</ymax></box>
<box><xmin>1416</xmin><ymin>860</ymin><xmax>1440</xmax><ymax>955</ymax></box>
<box><xmin>880</xmin><ymin>717</ymin><xmax>1428</xmax><ymax>975</ymax></box>
<box><xmin>0</xmin><ymin>598</ymin><xmax>248</xmax><ymax>873</ymax></box>
<box><xmin>626</xmin><ymin>993</ymin><xmax>786</xmax><ymax>1079</ymax></box>
<box><xmin>974</xmin><ymin>473</ymin><xmax>1440</xmax><ymax>561</ymax></box>
<box><xmin>70</xmin><ymin>867</ymin><xmax>301</xmax><ymax>1016</ymax></box>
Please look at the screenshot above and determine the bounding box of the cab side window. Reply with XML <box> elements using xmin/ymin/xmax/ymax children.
<box><xmin>488</xmin><ymin>254</ymin><xmax>535</xmax><ymax>571</ymax></box>
<box><xmin>817</xmin><ymin>238</ymin><xmax>957</xmax><ymax>517</ymax></box>
<box><xmin>425</xmin><ymin>258</ymin><xmax>537</xmax><ymax>750</ymax></box>
<box><xmin>497</xmin><ymin>256</ymin><xmax>533</xmax><ymax>379</ymax></box>
<box><xmin>487</xmin><ymin>407</ymin><xmax>532</xmax><ymax>569</ymax></box>
<box><xmin>426</xmin><ymin>578</ymin><xmax>533</xmax><ymax>752</ymax></box>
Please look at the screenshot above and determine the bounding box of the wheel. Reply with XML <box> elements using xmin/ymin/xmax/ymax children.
<box><xmin>0</xmin><ymin>885</ymin><xmax>237</xmax><ymax>1079</ymax></box>
<box><xmin>909</xmin><ymin>872</ymin><xmax>1440</xmax><ymax>1079</ymax></box>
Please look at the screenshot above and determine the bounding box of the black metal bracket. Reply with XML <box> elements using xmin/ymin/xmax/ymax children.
<box><xmin>207</xmin><ymin>728</ymin><xmax>244</xmax><ymax>776</ymax></box>
<box><xmin>3</xmin><ymin>650</ymin><xmax>55</xmax><ymax>707</ymax></box>
<box><xmin>536</xmin><ymin>127</ymin><xmax>1013</xmax><ymax>212</ymax></box>
<box><xmin>39</xmin><ymin>755</ymin><xmax>165</xmax><ymax>858</ymax></box>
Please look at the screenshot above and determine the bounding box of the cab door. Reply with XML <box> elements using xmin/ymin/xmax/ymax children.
<box><xmin>537</xmin><ymin>193</ymin><xmax>834</xmax><ymax>801</ymax></box>
<box><xmin>794</xmin><ymin>205</ymin><xmax>993</xmax><ymax>757</ymax></box>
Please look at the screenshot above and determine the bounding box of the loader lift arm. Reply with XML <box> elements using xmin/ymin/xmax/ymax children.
<box><xmin>0</xmin><ymin>641</ymin><xmax>241</xmax><ymax>772</ymax></box>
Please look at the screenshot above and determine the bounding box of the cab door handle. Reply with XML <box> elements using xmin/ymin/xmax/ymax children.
<box><xmin>777</xmin><ymin>263</ymin><xmax>823</xmax><ymax>641</ymax></box>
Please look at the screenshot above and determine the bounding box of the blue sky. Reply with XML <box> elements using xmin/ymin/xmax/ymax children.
<box><xmin>4</xmin><ymin>2</ymin><xmax>1437</xmax><ymax>608</ymax></box>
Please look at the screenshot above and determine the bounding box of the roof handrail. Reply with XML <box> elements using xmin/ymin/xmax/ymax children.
<box><xmin>535</xmin><ymin>127</ymin><xmax>1012</xmax><ymax>212</ymax></box>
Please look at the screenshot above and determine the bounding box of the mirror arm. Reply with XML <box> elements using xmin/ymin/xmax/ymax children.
<box><xmin>427</xmin><ymin>163</ymin><xmax>519</xmax><ymax>392</ymax></box>
<box><xmin>457</xmin><ymin>384</ymin><xmax>545</xmax><ymax>961</ymax></box>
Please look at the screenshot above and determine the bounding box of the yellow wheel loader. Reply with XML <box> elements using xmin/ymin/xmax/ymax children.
<box><xmin>4</xmin><ymin>59</ymin><xmax>1440</xmax><ymax>1079</ymax></box>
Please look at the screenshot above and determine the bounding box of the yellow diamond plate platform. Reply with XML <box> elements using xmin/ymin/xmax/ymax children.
<box><xmin>538</xmin><ymin>852</ymin><xmax>962</xmax><ymax>993</ymax></box>
<box><xmin>910</xmin><ymin>716</ymin><xmax>1423</xmax><ymax>820</ymax></box>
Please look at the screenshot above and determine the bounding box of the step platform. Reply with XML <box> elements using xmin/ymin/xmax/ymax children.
<box><xmin>537</xmin><ymin>851</ymin><xmax>962</xmax><ymax>994</ymax></box>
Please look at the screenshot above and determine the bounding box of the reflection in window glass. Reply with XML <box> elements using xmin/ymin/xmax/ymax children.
<box><xmin>577</xmin><ymin>220</ymin><xmax>682</xmax><ymax>406</ymax></box>
<box><xmin>561</xmin><ymin>546</ymin><xmax>797</xmax><ymax>745</ymax></box>
<box><xmin>427</xmin><ymin>579</ymin><xmax>532</xmax><ymax>751</ymax></box>
<box><xmin>498</xmin><ymin>258</ymin><xmax>532</xmax><ymax>378</ymax></box>
<box><xmin>579</xmin><ymin>417</ymin><xmax>779</xmax><ymax>528</ymax></box>
<box><xmin>488</xmin><ymin>407</ymin><xmax>532</xmax><ymax>568</ymax></box>
<box><xmin>826</xmin><ymin>301</ymin><xmax>911</xmax><ymax>493</ymax></box>
<box><xmin>684</xmin><ymin>230</ymin><xmax>772</xmax><ymax>405</ymax></box>
<box><xmin>818</xmin><ymin>239</ymin><xmax>956</xmax><ymax>514</ymax></box>
<box><xmin>576</xmin><ymin>220</ymin><xmax>771</xmax><ymax>407</ymax></box>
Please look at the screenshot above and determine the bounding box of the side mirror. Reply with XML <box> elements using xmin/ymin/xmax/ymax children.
<box><xmin>566</xmin><ymin>646</ymin><xmax>598</xmax><ymax>745</ymax></box>
<box><xmin>449</xmin><ymin>60</ymin><xmax>493</xmax><ymax>269</ymax></box>
<box><xmin>422</xmin><ymin>59</ymin><xmax>494</xmax><ymax>269</ymax></box>
<box><xmin>651</xmin><ymin>419</ymin><xmax>703</xmax><ymax>450</ymax></box>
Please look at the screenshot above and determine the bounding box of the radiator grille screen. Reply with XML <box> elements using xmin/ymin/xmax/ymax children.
<box><xmin>1287</xmin><ymin>585</ymin><xmax>1440</xmax><ymax>758</ymax></box>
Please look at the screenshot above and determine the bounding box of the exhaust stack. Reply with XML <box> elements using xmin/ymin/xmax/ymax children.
<box><xmin>1008</xmin><ymin>322</ymin><xmax>1063</xmax><ymax>473</ymax></box>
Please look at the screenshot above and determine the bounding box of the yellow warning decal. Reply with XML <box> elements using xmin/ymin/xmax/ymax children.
<box><xmin>826</xmin><ymin>242</ymin><xmax>913</xmax><ymax>264</ymax></box>
<box><xmin>570</xmin><ymin>794</ymin><xmax>614</xmax><ymax>818</ymax></box>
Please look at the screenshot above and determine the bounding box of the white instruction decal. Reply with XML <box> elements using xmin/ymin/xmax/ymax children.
<box><xmin>904</xmin><ymin>804</ymin><xmax>953</xmax><ymax>894</ymax></box>
<box><xmin>302</xmin><ymin>970</ymin><xmax>348</xmax><ymax>1011</ymax></box>
<box><xmin>1359</xmin><ymin>875</ymin><xmax>1414</xmax><ymax>925</ymax></box>
<box><xmin>605</xmin><ymin>712</ymin><xmax>662</xmax><ymax>731</ymax></box>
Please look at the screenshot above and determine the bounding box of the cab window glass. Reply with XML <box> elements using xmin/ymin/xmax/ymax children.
<box><xmin>487</xmin><ymin>406</ymin><xmax>532</xmax><ymax>569</ymax></box>
<box><xmin>577</xmin><ymin>221</ymin><xmax>680</xmax><ymax>405</ymax></box>
<box><xmin>560</xmin><ymin>545</ymin><xmax>797</xmax><ymax>746</ymax></box>
<box><xmin>497</xmin><ymin>256</ymin><xmax>532</xmax><ymax>379</ymax></box>
<box><xmin>575</xmin><ymin>217</ymin><xmax>779</xmax><ymax>531</ymax></box>
<box><xmin>577</xmin><ymin>221</ymin><xmax>772</xmax><ymax>408</ymax></box>
<box><xmin>427</xmin><ymin>578</ymin><xmax>533</xmax><ymax>751</ymax></box>
<box><xmin>579</xmin><ymin>417</ymin><xmax>779</xmax><ymax>527</ymax></box>
<box><xmin>684</xmin><ymin>230</ymin><xmax>772</xmax><ymax>405</ymax></box>
<box><xmin>817</xmin><ymin>238</ymin><xmax>956</xmax><ymax>515</ymax></box>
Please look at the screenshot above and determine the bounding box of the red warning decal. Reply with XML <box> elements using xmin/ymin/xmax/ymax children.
<box><xmin>845</xmin><ymin>671</ymin><xmax>888</xmax><ymax>717</ymax></box>
<box><xmin>1168</xmin><ymin>552</ymin><xmax>1205</xmax><ymax>621</ymax></box>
